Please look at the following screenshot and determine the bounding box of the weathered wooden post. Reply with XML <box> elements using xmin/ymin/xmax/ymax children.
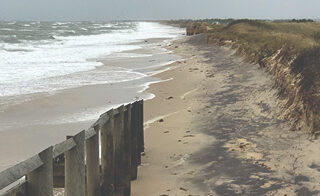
<box><xmin>27</xmin><ymin>146</ymin><xmax>53</xmax><ymax>196</ymax></box>
<box><xmin>130</xmin><ymin>101</ymin><xmax>138</xmax><ymax>180</ymax></box>
<box><xmin>65</xmin><ymin>130</ymin><xmax>85</xmax><ymax>196</ymax></box>
<box><xmin>123</xmin><ymin>104</ymin><xmax>132</xmax><ymax>192</ymax></box>
<box><xmin>140</xmin><ymin>100</ymin><xmax>145</xmax><ymax>154</ymax></box>
<box><xmin>101</xmin><ymin>109</ymin><xmax>115</xmax><ymax>195</ymax></box>
<box><xmin>86</xmin><ymin>125</ymin><xmax>101</xmax><ymax>196</ymax></box>
<box><xmin>114</xmin><ymin>105</ymin><xmax>131</xmax><ymax>196</ymax></box>
<box><xmin>137</xmin><ymin>100</ymin><xmax>144</xmax><ymax>165</ymax></box>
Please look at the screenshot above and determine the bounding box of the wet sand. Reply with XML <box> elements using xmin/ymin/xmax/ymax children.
<box><xmin>132</xmin><ymin>35</ymin><xmax>320</xmax><ymax>195</ymax></box>
<box><xmin>2</xmin><ymin>32</ymin><xmax>320</xmax><ymax>196</ymax></box>
<box><xmin>0</xmin><ymin>38</ymin><xmax>180</xmax><ymax>173</ymax></box>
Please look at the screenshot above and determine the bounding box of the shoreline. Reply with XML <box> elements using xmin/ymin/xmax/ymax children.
<box><xmin>4</xmin><ymin>23</ymin><xmax>320</xmax><ymax>195</ymax></box>
<box><xmin>0</xmin><ymin>37</ymin><xmax>180</xmax><ymax>111</ymax></box>
<box><xmin>0</xmin><ymin>35</ymin><xmax>182</xmax><ymax>173</ymax></box>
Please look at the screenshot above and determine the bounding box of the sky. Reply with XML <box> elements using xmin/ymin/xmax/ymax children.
<box><xmin>0</xmin><ymin>0</ymin><xmax>319</xmax><ymax>21</ymax></box>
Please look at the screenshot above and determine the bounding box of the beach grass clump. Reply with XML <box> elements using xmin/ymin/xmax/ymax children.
<box><xmin>292</xmin><ymin>46</ymin><xmax>320</xmax><ymax>92</ymax></box>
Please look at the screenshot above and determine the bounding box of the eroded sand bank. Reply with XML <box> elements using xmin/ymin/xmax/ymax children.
<box><xmin>132</xmin><ymin>35</ymin><xmax>320</xmax><ymax>196</ymax></box>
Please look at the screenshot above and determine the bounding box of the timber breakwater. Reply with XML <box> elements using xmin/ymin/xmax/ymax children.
<box><xmin>0</xmin><ymin>100</ymin><xmax>144</xmax><ymax>196</ymax></box>
<box><xmin>182</xmin><ymin>19</ymin><xmax>320</xmax><ymax>136</ymax></box>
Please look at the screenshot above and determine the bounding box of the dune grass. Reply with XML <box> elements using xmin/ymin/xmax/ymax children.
<box><xmin>207</xmin><ymin>20</ymin><xmax>320</xmax><ymax>101</ymax></box>
<box><xmin>189</xmin><ymin>19</ymin><xmax>320</xmax><ymax>134</ymax></box>
<box><xmin>207</xmin><ymin>20</ymin><xmax>320</xmax><ymax>62</ymax></box>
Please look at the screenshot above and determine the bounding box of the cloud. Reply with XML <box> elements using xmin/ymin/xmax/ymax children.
<box><xmin>0</xmin><ymin>0</ymin><xmax>318</xmax><ymax>21</ymax></box>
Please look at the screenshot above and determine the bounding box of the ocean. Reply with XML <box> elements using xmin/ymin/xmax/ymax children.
<box><xmin>0</xmin><ymin>21</ymin><xmax>185</xmax><ymax>191</ymax></box>
<box><xmin>0</xmin><ymin>21</ymin><xmax>183</xmax><ymax>97</ymax></box>
<box><xmin>0</xmin><ymin>21</ymin><xmax>184</xmax><ymax>128</ymax></box>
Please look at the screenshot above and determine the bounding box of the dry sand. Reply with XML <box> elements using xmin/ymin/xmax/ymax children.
<box><xmin>131</xmin><ymin>35</ymin><xmax>320</xmax><ymax>195</ymax></box>
<box><xmin>2</xmin><ymin>32</ymin><xmax>320</xmax><ymax>196</ymax></box>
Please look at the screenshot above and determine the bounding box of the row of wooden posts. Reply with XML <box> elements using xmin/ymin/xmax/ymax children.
<box><xmin>0</xmin><ymin>100</ymin><xmax>144</xmax><ymax>196</ymax></box>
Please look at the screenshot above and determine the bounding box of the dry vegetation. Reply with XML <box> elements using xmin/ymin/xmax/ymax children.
<box><xmin>183</xmin><ymin>19</ymin><xmax>320</xmax><ymax>135</ymax></box>
<box><xmin>208</xmin><ymin>20</ymin><xmax>320</xmax><ymax>61</ymax></box>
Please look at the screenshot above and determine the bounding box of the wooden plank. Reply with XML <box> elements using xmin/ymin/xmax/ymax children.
<box><xmin>85</xmin><ymin>119</ymin><xmax>100</xmax><ymax>140</ymax></box>
<box><xmin>114</xmin><ymin>105</ymin><xmax>127</xmax><ymax>196</ymax></box>
<box><xmin>99</xmin><ymin>111</ymin><xmax>110</xmax><ymax>124</ymax></box>
<box><xmin>98</xmin><ymin>114</ymin><xmax>109</xmax><ymax>128</ymax></box>
<box><xmin>85</xmin><ymin>126</ymin><xmax>97</xmax><ymax>140</ymax></box>
<box><xmin>0</xmin><ymin>155</ymin><xmax>43</xmax><ymax>190</ymax></box>
<box><xmin>53</xmin><ymin>138</ymin><xmax>76</xmax><ymax>159</ymax></box>
<box><xmin>86</xmin><ymin>125</ymin><xmax>101</xmax><ymax>196</ymax></box>
<box><xmin>1</xmin><ymin>181</ymin><xmax>27</xmax><ymax>196</ymax></box>
<box><xmin>130</xmin><ymin>101</ymin><xmax>139</xmax><ymax>180</ymax></box>
<box><xmin>123</xmin><ymin>104</ymin><xmax>132</xmax><ymax>194</ymax></box>
<box><xmin>114</xmin><ymin>106</ymin><xmax>127</xmax><ymax>115</ymax></box>
<box><xmin>101</xmin><ymin>109</ymin><xmax>115</xmax><ymax>195</ymax></box>
<box><xmin>65</xmin><ymin>131</ymin><xmax>85</xmax><ymax>196</ymax></box>
<box><xmin>100</xmin><ymin>106</ymin><xmax>127</xmax><ymax>122</ymax></box>
<box><xmin>98</xmin><ymin>106</ymin><xmax>129</xmax><ymax>128</ymax></box>
<box><xmin>139</xmin><ymin>100</ymin><xmax>145</xmax><ymax>154</ymax></box>
<box><xmin>137</xmin><ymin>100</ymin><xmax>144</xmax><ymax>165</ymax></box>
<box><xmin>27</xmin><ymin>146</ymin><xmax>53</xmax><ymax>196</ymax></box>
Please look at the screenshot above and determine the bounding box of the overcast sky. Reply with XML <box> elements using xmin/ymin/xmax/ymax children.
<box><xmin>0</xmin><ymin>0</ymin><xmax>319</xmax><ymax>21</ymax></box>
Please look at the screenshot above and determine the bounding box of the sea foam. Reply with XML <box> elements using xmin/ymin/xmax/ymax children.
<box><xmin>0</xmin><ymin>22</ymin><xmax>184</xmax><ymax>97</ymax></box>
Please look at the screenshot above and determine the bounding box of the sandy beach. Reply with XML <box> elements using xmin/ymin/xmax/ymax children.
<box><xmin>131</xmin><ymin>34</ymin><xmax>320</xmax><ymax>195</ymax></box>
<box><xmin>2</xmin><ymin>27</ymin><xmax>320</xmax><ymax>196</ymax></box>
<box><xmin>1</xmin><ymin>0</ymin><xmax>319</xmax><ymax>194</ymax></box>
<box><xmin>0</xmin><ymin>37</ymin><xmax>180</xmax><ymax>172</ymax></box>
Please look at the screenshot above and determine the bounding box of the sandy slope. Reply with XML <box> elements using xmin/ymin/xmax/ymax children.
<box><xmin>132</xmin><ymin>35</ymin><xmax>320</xmax><ymax>196</ymax></box>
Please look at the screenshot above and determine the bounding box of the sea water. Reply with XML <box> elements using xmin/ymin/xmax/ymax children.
<box><xmin>0</xmin><ymin>22</ymin><xmax>184</xmax><ymax>176</ymax></box>
<box><xmin>0</xmin><ymin>21</ymin><xmax>183</xmax><ymax>97</ymax></box>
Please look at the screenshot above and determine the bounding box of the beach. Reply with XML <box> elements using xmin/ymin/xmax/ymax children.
<box><xmin>131</xmin><ymin>34</ymin><xmax>320</xmax><ymax>195</ymax></box>
<box><xmin>0</xmin><ymin>26</ymin><xmax>183</xmax><ymax>173</ymax></box>
<box><xmin>2</xmin><ymin>23</ymin><xmax>320</xmax><ymax>196</ymax></box>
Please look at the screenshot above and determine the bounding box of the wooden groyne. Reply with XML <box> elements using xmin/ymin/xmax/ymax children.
<box><xmin>0</xmin><ymin>100</ymin><xmax>144</xmax><ymax>196</ymax></box>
